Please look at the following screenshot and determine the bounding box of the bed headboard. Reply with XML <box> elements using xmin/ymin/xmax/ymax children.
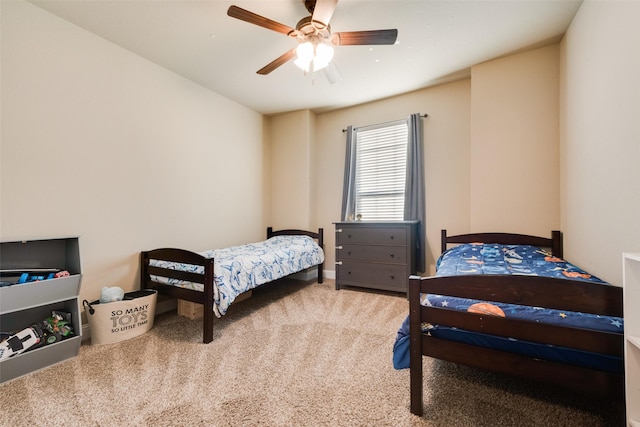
<box><xmin>441</xmin><ymin>229</ymin><xmax>563</xmax><ymax>258</ymax></box>
<box><xmin>266</xmin><ymin>227</ymin><xmax>324</xmax><ymax>249</ymax></box>
<box><xmin>266</xmin><ymin>227</ymin><xmax>324</xmax><ymax>283</ymax></box>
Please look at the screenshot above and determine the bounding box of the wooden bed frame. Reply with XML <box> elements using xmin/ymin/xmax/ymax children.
<box><xmin>409</xmin><ymin>230</ymin><xmax>624</xmax><ymax>416</ymax></box>
<box><xmin>140</xmin><ymin>227</ymin><xmax>324</xmax><ymax>344</ymax></box>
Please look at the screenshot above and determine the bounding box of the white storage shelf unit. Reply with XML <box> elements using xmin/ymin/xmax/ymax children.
<box><xmin>0</xmin><ymin>238</ymin><xmax>82</xmax><ymax>383</ymax></box>
<box><xmin>624</xmin><ymin>252</ymin><xmax>640</xmax><ymax>427</ymax></box>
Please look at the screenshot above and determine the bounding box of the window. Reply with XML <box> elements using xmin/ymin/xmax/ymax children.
<box><xmin>352</xmin><ymin>120</ymin><xmax>408</xmax><ymax>221</ymax></box>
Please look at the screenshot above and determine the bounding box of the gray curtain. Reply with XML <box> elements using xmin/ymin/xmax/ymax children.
<box><xmin>404</xmin><ymin>113</ymin><xmax>426</xmax><ymax>273</ymax></box>
<box><xmin>341</xmin><ymin>125</ymin><xmax>356</xmax><ymax>221</ymax></box>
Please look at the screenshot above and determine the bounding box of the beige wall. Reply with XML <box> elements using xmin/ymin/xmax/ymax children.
<box><xmin>1</xmin><ymin>1</ymin><xmax>266</xmax><ymax>303</ymax></box>
<box><xmin>268</xmin><ymin>110</ymin><xmax>317</xmax><ymax>231</ymax></box>
<box><xmin>559</xmin><ymin>0</ymin><xmax>640</xmax><ymax>285</ymax></box>
<box><xmin>470</xmin><ymin>45</ymin><xmax>560</xmax><ymax>235</ymax></box>
<box><xmin>315</xmin><ymin>80</ymin><xmax>471</xmax><ymax>275</ymax></box>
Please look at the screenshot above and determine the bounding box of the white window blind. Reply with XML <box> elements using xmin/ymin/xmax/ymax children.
<box><xmin>354</xmin><ymin>120</ymin><xmax>408</xmax><ymax>220</ymax></box>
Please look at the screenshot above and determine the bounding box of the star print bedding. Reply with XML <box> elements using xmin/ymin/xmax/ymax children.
<box><xmin>392</xmin><ymin>243</ymin><xmax>624</xmax><ymax>372</ymax></box>
<box><xmin>148</xmin><ymin>235</ymin><xmax>324</xmax><ymax>317</ymax></box>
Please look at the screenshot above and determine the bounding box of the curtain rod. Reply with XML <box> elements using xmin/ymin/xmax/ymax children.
<box><xmin>342</xmin><ymin>113</ymin><xmax>428</xmax><ymax>132</ymax></box>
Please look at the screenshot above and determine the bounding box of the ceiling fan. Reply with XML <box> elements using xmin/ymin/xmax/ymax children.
<box><xmin>227</xmin><ymin>0</ymin><xmax>398</xmax><ymax>78</ymax></box>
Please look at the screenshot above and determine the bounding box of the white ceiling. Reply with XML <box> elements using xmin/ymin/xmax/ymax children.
<box><xmin>29</xmin><ymin>0</ymin><xmax>582</xmax><ymax>116</ymax></box>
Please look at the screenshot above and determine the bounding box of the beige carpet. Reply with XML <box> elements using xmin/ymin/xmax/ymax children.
<box><xmin>0</xmin><ymin>279</ymin><xmax>624</xmax><ymax>426</ymax></box>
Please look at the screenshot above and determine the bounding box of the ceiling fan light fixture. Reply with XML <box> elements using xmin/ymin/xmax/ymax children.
<box><xmin>314</xmin><ymin>42</ymin><xmax>334</xmax><ymax>70</ymax></box>
<box><xmin>294</xmin><ymin>41</ymin><xmax>334</xmax><ymax>73</ymax></box>
<box><xmin>294</xmin><ymin>41</ymin><xmax>314</xmax><ymax>71</ymax></box>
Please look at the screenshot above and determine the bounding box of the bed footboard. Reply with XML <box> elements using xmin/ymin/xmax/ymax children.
<box><xmin>408</xmin><ymin>274</ymin><xmax>624</xmax><ymax>416</ymax></box>
<box><xmin>140</xmin><ymin>248</ymin><xmax>216</xmax><ymax>343</ymax></box>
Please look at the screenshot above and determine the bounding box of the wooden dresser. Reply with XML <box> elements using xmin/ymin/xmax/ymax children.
<box><xmin>334</xmin><ymin>221</ymin><xmax>418</xmax><ymax>294</ymax></box>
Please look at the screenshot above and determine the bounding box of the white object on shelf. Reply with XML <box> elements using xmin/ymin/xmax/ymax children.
<box><xmin>623</xmin><ymin>252</ymin><xmax>640</xmax><ymax>427</ymax></box>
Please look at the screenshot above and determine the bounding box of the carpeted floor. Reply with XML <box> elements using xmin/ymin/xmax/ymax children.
<box><xmin>0</xmin><ymin>279</ymin><xmax>624</xmax><ymax>426</ymax></box>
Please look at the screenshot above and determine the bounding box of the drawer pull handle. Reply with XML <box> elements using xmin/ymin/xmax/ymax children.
<box><xmin>390</xmin><ymin>253</ymin><xmax>395</xmax><ymax>258</ymax></box>
<box><xmin>390</xmin><ymin>235</ymin><xmax>394</xmax><ymax>240</ymax></box>
<box><xmin>336</xmin><ymin>246</ymin><xmax>343</xmax><ymax>250</ymax></box>
<box><xmin>390</xmin><ymin>274</ymin><xmax>395</xmax><ymax>279</ymax></box>
<box><xmin>348</xmin><ymin>270</ymin><xmax>352</xmax><ymax>275</ymax></box>
<box><xmin>347</xmin><ymin>234</ymin><xmax>352</xmax><ymax>239</ymax></box>
<box><xmin>335</xmin><ymin>261</ymin><xmax>343</xmax><ymax>265</ymax></box>
<box><xmin>336</xmin><ymin>229</ymin><xmax>343</xmax><ymax>233</ymax></box>
<box><xmin>347</xmin><ymin>251</ymin><xmax>351</xmax><ymax>255</ymax></box>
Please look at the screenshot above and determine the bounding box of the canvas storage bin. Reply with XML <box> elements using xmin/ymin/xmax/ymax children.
<box><xmin>83</xmin><ymin>289</ymin><xmax>157</xmax><ymax>345</ymax></box>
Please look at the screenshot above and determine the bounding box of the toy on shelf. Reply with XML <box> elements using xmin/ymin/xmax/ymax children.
<box><xmin>0</xmin><ymin>269</ymin><xmax>70</xmax><ymax>287</ymax></box>
<box><xmin>0</xmin><ymin>311</ymin><xmax>74</xmax><ymax>361</ymax></box>
<box><xmin>0</xmin><ymin>327</ymin><xmax>40</xmax><ymax>361</ymax></box>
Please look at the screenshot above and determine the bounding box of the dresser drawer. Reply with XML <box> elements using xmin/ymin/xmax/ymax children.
<box><xmin>337</xmin><ymin>244</ymin><xmax>407</xmax><ymax>264</ymax></box>
<box><xmin>336</xmin><ymin>226</ymin><xmax>407</xmax><ymax>245</ymax></box>
<box><xmin>336</xmin><ymin>261</ymin><xmax>408</xmax><ymax>290</ymax></box>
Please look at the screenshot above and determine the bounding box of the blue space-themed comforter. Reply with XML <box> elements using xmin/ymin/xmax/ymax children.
<box><xmin>149</xmin><ymin>235</ymin><xmax>324</xmax><ymax>317</ymax></box>
<box><xmin>392</xmin><ymin>243</ymin><xmax>624</xmax><ymax>372</ymax></box>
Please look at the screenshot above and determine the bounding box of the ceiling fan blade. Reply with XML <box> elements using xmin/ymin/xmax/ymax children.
<box><xmin>227</xmin><ymin>5</ymin><xmax>295</xmax><ymax>36</ymax></box>
<box><xmin>257</xmin><ymin>48</ymin><xmax>297</xmax><ymax>75</ymax></box>
<box><xmin>311</xmin><ymin>0</ymin><xmax>338</xmax><ymax>28</ymax></box>
<box><xmin>333</xmin><ymin>29</ymin><xmax>398</xmax><ymax>46</ymax></box>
